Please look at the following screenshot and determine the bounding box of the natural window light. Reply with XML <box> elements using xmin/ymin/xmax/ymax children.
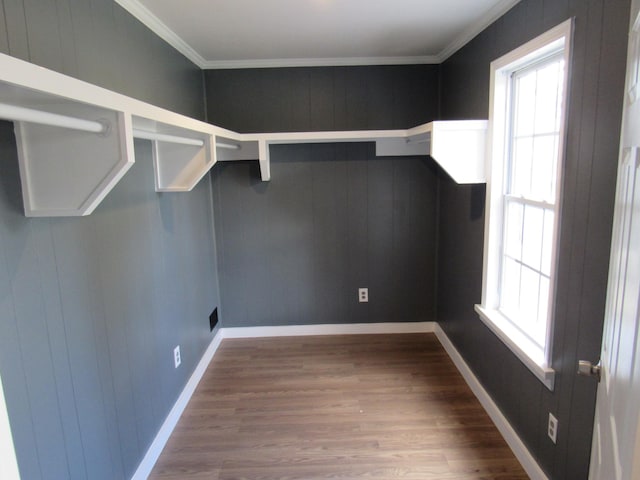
<box><xmin>475</xmin><ymin>20</ymin><xmax>573</xmax><ymax>391</ymax></box>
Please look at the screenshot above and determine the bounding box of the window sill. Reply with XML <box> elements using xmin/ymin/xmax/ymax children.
<box><xmin>474</xmin><ymin>305</ymin><xmax>555</xmax><ymax>391</ymax></box>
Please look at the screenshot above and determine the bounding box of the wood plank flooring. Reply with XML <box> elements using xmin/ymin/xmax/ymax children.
<box><xmin>149</xmin><ymin>333</ymin><xmax>529</xmax><ymax>479</ymax></box>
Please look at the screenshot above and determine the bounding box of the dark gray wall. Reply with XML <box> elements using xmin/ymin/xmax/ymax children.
<box><xmin>206</xmin><ymin>66</ymin><xmax>440</xmax><ymax>327</ymax></box>
<box><xmin>1</xmin><ymin>0</ymin><xmax>204</xmax><ymax>117</ymax></box>
<box><xmin>205</xmin><ymin>66</ymin><xmax>438</xmax><ymax>132</ymax></box>
<box><xmin>0</xmin><ymin>1</ymin><xmax>218</xmax><ymax>479</ymax></box>
<box><xmin>438</xmin><ymin>1</ymin><xmax>629</xmax><ymax>479</ymax></box>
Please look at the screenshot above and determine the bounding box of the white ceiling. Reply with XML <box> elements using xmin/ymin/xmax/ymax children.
<box><xmin>115</xmin><ymin>0</ymin><xmax>520</xmax><ymax>69</ymax></box>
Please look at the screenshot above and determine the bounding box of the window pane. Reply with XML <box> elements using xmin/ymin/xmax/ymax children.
<box><xmin>531</xmin><ymin>134</ymin><xmax>557</xmax><ymax>202</ymax></box>
<box><xmin>541</xmin><ymin>210</ymin><xmax>555</xmax><ymax>276</ymax></box>
<box><xmin>534</xmin><ymin>61</ymin><xmax>563</xmax><ymax>133</ymax></box>
<box><xmin>514</xmin><ymin>72</ymin><xmax>536</xmax><ymax>137</ymax></box>
<box><xmin>520</xmin><ymin>266</ymin><xmax>540</xmax><ymax>327</ymax></box>
<box><xmin>554</xmin><ymin>65</ymin><xmax>565</xmax><ymax>131</ymax></box>
<box><xmin>522</xmin><ymin>205</ymin><xmax>544</xmax><ymax>270</ymax></box>
<box><xmin>511</xmin><ymin>137</ymin><xmax>534</xmax><ymax>196</ymax></box>
<box><xmin>504</xmin><ymin>201</ymin><xmax>523</xmax><ymax>260</ymax></box>
<box><xmin>501</xmin><ymin>257</ymin><xmax>521</xmax><ymax>319</ymax></box>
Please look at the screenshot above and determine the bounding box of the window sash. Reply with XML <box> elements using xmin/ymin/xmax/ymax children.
<box><xmin>499</xmin><ymin>197</ymin><xmax>556</xmax><ymax>347</ymax></box>
<box><xmin>506</xmin><ymin>52</ymin><xmax>564</xmax><ymax>203</ymax></box>
<box><xmin>497</xmin><ymin>53</ymin><xmax>564</xmax><ymax>350</ymax></box>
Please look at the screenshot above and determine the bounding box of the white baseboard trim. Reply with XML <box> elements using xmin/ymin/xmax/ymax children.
<box><xmin>221</xmin><ymin>321</ymin><xmax>436</xmax><ymax>338</ymax></box>
<box><xmin>131</xmin><ymin>329</ymin><xmax>225</xmax><ymax>480</ymax></box>
<box><xmin>133</xmin><ymin>321</ymin><xmax>544</xmax><ymax>480</ymax></box>
<box><xmin>434</xmin><ymin>324</ymin><xmax>548</xmax><ymax>480</ymax></box>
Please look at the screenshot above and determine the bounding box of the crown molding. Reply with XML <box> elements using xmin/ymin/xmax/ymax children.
<box><xmin>201</xmin><ymin>56</ymin><xmax>440</xmax><ymax>70</ymax></box>
<box><xmin>114</xmin><ymin>0</ymin><xmax>208</xmax><ymax>68</ymax></box>
<box><xmin>116</xmin><ymin>0</ymin><xmax>520</xmax><ymax>70</ymax></box>
<box><xmin>437</xmin><ymin>0</ymin><xmax>522</xmax><ymax>62</ymax></box>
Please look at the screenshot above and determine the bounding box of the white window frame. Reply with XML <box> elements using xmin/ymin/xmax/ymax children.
<box><xmin>475</xmin><ymin>19</ymin><xmax>573</xmax><ymax>391</ymax></box>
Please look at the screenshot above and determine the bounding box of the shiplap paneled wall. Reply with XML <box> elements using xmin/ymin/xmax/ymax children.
<box><xmin>0</xmin><ymin>1</ymin><xmax>631</xmax><ymax>480</ymax></box>
<box><xmin>206</xmin><ymin>66</ymin><xmax>440</xmax><ymax>328</ymax></box>
<box><xmin>438</xmin><ymin>0</ymin><xmax>630</xmax><ymax>478</ymax></box>
<box><xmin>212</xmin><ymin>145</ymin><xmax>438</xmax><ymax>327</ymax></box>
<box><xmin>205</xmin><ymin>65</ymin><xmax>439</xmax><ymax>133</ymax></box>
<box><xmin>0</xmin><ymin>1</ymin><xmax>219</xmax><ymax>479</ymax></box>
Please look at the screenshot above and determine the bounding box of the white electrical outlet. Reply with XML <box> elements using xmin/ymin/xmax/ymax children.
<box><xmin>358</xmin><ymin>288</ymin><xmax>368</xmax><ymax>303</ymax></box>
<box><xmin>173</xmin><ymin>345</ymin><xmax>181</xmax><ymax>368</ymax></box>
<box><xmin>548</xmin><ymin>412</ymin><xmax>558</xmax><ymax>443</ymax></box>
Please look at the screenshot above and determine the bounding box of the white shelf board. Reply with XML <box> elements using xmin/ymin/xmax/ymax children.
<box><xmin>254</xmin><ymin>129</ymin><xmax>406</xmax><ymax>144</ymax></box>
<box><xmin>248</xmin><ymin>121</ymin><xmax>488</xmax><ymax>183</ymax></box>
<box><xmin>427</xmin><ymin>120</ymin><xmax>487</xmax><ymax>184</ymax></box>
<box><xmin>251</xmin><ymin>129</ymin><xmax>408</xmax><ymax>181</ymax></box>
<box><xmin>0</xmin><ymin>53</ymin><xmax>246</xmax><ymax>214</ymax></box>
<box><xmin>0</xmin><ymin>53</ymin><xmax>240</xmax><ymax>138</ymax></box>
<box><xmin>388</xmin><ymin>120</ymin><xmax>488</xmax><ymax>183</ymax></box>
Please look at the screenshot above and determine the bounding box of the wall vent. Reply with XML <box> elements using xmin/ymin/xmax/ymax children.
<box><xmin>209</xmin><ymin>307</ymin><xmax>218</xmax><ymax>332</ymax></box>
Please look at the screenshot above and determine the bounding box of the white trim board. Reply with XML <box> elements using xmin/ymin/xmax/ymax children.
<box><xmin>201</xmin><ymin>56</ymin><xmax>440</xmax><ymax>70</ymax></box>
<box><xmin>437</xmin><ymin>0</ymin><xmax>522</xmax><ymax>62</ymax></box>
<box><xmin>221</xmin><ymin>321</ymin><xmax>436</xmax><ymax>338</ymax></box>
<box><xmin>132</xmin><ymin>321</ymin><xmax>546</xmax><ymax>480</ymax></box>
<box><xmin>113</xmin><ymin>0</ymin><xmax>207</xmax><ymax>68</ymax></box>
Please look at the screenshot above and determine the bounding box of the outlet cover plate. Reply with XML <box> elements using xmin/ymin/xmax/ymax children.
<box><xmin>173</xmin><ymin>345</ymin><xmax>181</xmax><ymax>368</ymax></box>
<box><xmin>358</xmin><ymin>288</ymin><xmax>368</xmax><ymax>303</ymax></box>
<box><xmin>548</xmin><ymin>412</ymin><xmax>558</xmax><ymax>443</ymax></box>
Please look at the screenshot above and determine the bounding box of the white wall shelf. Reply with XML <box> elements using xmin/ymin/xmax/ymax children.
<box><xmin>243</xmin><ymin>121</ymin><xmax>488</xmax><ymax>183</ymax></box>
<box><xmin>245</xmin><ymin>130</ymin><xmax>407</xmax><ymax>182</ymax></box>
<box><xmin>403</xmin><ymin>120</ymin><xmax>488</xmax><ymax>184</ymax></box>
<box><xmin>0</xmin><ymin>52</ymin><xmax>238</xmax><ymax>215</ymax></box>
<box><xmin>0</xmin><ymin>74</ymin><xmax>135</xmax><ymax>216</ymax></box>
<box><xmin>0</xmin><ymin>52</ymin><xmax>487</xmax><ymax>217</ymax></box>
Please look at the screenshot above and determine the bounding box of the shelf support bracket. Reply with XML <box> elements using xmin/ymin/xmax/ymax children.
<box><xmin>258</xmin><ymin>140</ymin><xmax>271</xmax><ymax>181</ymax></box>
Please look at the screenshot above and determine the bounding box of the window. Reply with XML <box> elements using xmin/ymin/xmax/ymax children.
<box><xmin>475</xmin><ymin>20</ymin><xmax>573</xmax><ymax>391</ymax></box>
